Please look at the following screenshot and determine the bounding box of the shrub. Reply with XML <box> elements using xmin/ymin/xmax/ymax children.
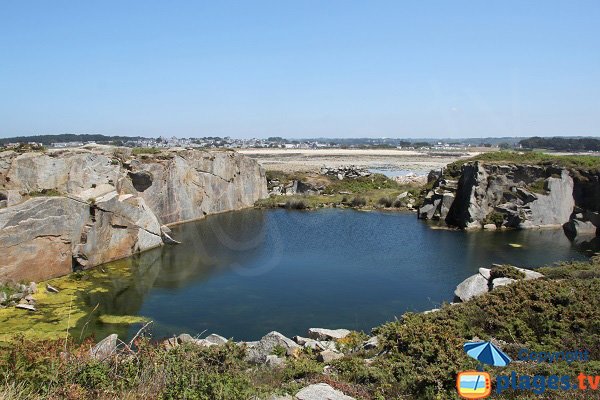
<box><xmin>489</xmin><ymin>265</ymin><xmax>526</xmax><ymax>280</ymax></box>
<box><xmin>377</xmin><ymin>197</ymin><xmax>393</xmax><ymax>208</ymax></box>
<box><xmin>483</xmin><ymin>211</ymin><xmax>505</xmax><ymax>227</ymax></box>
<box><xmin>28</xmin><ymin>189</ymin><xmax>63</xmax><ymax>197</ymax></box>
<box><xmin>350</xmin><ymin>197</ymin><xmax>367</xmax><ymax>207</ymax></box>
<box><xmin>284</xmin><ymin>200</ymin><xmax>307</xmax><ymax>210</ymax></box>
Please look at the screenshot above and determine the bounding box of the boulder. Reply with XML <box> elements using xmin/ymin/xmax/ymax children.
<box><xmin>295</xmin><ymin>383</ymin><xmax>355</xmax><ymax>400</ymax></box>
<box><xmin>515</xmin><ymin>267</ymin><xmax>544</xmax><ymax>280</ymax></box>
<box><xmin>483</xmin><ymin>223</ymin><xmax>497</xmax><ymax>230</ymax></box>
<box><xmin>204</xmin><ymin>334</ymin><xmax>228</xmax><ymax>345</ymax></box>
<box><xmin>318</xmin><ymin>349</ymin><xmax>344</xmax><ymax>363</ymax></box>
<box><xmin>265</xmin><ymin>355</ymin><xmax>286</xmax><ymax>368</ymax></box>
<box><xmin>492</xmin><ymin>278</ymin><xmax>517</xmax><ymax>289</ymax></box>
<box><xmin>308</xmin><ymin>328</ymin><xmax>351</xmax><ymax>341</ymax></box>
<box><xmin>0</xmin><ymin>292</ymin><xmax>6</xmax><ymax>305</ymax></box>
<box><xmin>363</xmin><ymin>336</ymin><xmax>379</xmax><ymax>350</ymax></box>
<box><xmin>564</xmin><ymin>219</ymin><xmax>597</xmax><ymax>239</ymax></box>
<box><xmin>454</xmin><ymin>274</ymin><xmax>489</xmax><ymax>302</ymax></box>
<box><xmin>293</xmin><ymin>336</ymin><xmax>323</xmax><ymax>350</ymax></box>
<box><xmin>245</xmin><ymin>331</ymin><xmax>300</xmax><ymax>364</ymax></box>
<box><xmin>478</xmin><ymin>268</ymin><xmax>491</xmax><ymax>280</ymax></box>
<box><xmin>90</xmin><ymin>334</ymin><xmax>118</xmax><ymax>360</ymax></box>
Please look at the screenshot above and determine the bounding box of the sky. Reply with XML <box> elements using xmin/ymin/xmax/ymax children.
<box><xmin>1</xmin><ymin>1</ymin><xmax>599</xmax><ymax>139</ymax></box>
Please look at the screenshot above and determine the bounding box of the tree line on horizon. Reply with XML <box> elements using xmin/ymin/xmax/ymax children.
<box><xmin>519</xmin><ymin>136</ymin><xmax>600</xmax><ymax>151</ymax></box>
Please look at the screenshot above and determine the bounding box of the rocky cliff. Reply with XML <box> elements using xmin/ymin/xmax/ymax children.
<box><xmin>0</xmin><ymin>146</ymin><xmax>267</xmax><ymax>282</ymax></box>
<box><xmin>418</xmin><ymin>161</ymin><xmax>599</xmax><ymax>241</ymax></box>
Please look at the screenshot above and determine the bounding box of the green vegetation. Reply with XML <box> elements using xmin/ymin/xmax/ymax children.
<box><xmin>258</xmin><ymin>171</ymin><xmax>423</xmax><ymax>211</ymax></box>
<box><xmin>489</xmin><ymin>265</ymin><xmax>526</xmax><ymax>280</ymax></box>
<box><xmin>482</xmin><ymin>211</ymin><xmax>505</xmax><ymax>227</ymax></box>
<box><xmin>132</xmin><ymin>147</ymin><xmax>162</xmax><ymax>155</ymax></box>
<box><xmin>27</xmin><ymin>189</ymin><xmax>63</xmax><ymax>197</ymax></box>
<box><xmin>527</xmin><ymin>178</ymin><xmax>547</xmax><ymax>194</ymax></box>
<box><xmin>445</xmin><ymin>151</ymin><xmax>600</xmax><ymax>177</ymax></box>
<box><xmin>520</xmin><ymin>136</ymin><xmax>600</xmax><ymax>152</ymax></box>
<box><xmin>1</xmin><ymin>256</ymin><xmax>599</xmax><ymax>399</ymax></box>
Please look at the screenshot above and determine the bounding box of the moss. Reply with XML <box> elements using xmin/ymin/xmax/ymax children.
<box><xmin>0</xmin><ymin>258</ymin><xmax>143</xmax><ymax>343</ymax></box>
<box><xmin>527</xmin><ymin>178</ymin><xmax>547</xmax><ymax>194</ymax></box>
<box><xmin>97</xmin><ymin>315</ymin><xmax>149</xmax><ymax>325</ymax></box>
<box><xmin>28</xmin><ymin>189</ymin><xmax>63</xmax><ymax>197</ymax></box>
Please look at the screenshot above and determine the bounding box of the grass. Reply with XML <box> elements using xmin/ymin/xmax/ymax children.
<box><xmin>445</xmin><ymin>151</ymin><xmax>600</xmax><ymax>178</ymax></box>
<box><xmin>27</xmin><ymin>189</ymin><xmax>63</xmax><ymax>197</ymax></box>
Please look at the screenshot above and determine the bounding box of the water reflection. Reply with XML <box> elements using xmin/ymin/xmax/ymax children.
<box><xmin>76</xmin><ymin>209</ymin><xmax>595</xmax><ymax>341</ymax></box>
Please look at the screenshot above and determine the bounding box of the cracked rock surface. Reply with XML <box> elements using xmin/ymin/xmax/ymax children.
<box><xmin>0</xmin><ymin>146</ymin><xmax>267</xmax><ymax>282</ymax></box>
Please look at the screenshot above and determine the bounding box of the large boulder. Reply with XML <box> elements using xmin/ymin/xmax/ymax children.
<box><xmin>308</xmin><ymin>328</ymin><xmax>351</xmax><ymax>341</ymax></box>
<box><xmin>245</xmin><ymin>331</ymin><xmax>300</xmax><ymax>364</ymax></box>
<box><xmin>90</xmin><ymin>334</ymin><xmax>118</xmax><ymax>360</ymax></box>
<box><xmin>295</xmin><ymin>383</ymin><xmax>355</xmax><ymax>400</ymax></box>
<box><xmin>454</xmin><ymin>274</ymin><xmax>488</xmax><ymax>302</ymax></box>
<box><xmin>0</xmin><ymin>197</ymin><xmax>88</xmax><ymax>281</ymax></box>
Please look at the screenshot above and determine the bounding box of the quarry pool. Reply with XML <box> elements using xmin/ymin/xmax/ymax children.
<box><xmin>1</xmin><ymin>208</ymin><xmax>596</xmax><ymax>342</ymax></box>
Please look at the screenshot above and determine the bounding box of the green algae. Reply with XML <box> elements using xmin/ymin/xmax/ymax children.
<box><xmin>98</xmin><ymin>314</ymin><xmax>149</xmax><ymax>324</ymax></box>
<box><xmin>0</xmin><ymin>256</ymin><xmax>152</xmax><ymax>343</ymax></box>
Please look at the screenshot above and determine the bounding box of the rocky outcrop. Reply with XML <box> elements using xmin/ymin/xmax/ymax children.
<box><xmin>0</xmin><ymin>147</ymin><xmax>267</xmax><ymax>282</ymax></box>
<box><xmin>121</xmin><ymin>149</ymin><xmax>267</xmax><ymax>224</ymax></box>
<box><xmin>419</xmin><ymin>161</ymin><xmax>599</xmax><ymax>242</ymax></box>
<box><xmin>320</xmin><ymin>165</ymin><xmax>371</xmax><ymax>180</ymax></box>
<box><xmin>454</xmin><ymin>265</ymin><xmax>543</xmax><ymax>302</ymax></box>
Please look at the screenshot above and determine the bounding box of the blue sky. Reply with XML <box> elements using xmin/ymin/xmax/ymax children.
<box><xmin>1</xmin><ymin>1</ymin><xmax>599</xmax><ymax>139</ymax></box>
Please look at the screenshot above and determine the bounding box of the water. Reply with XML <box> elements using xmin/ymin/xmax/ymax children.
<box><xmin>369</xmin><ymin>167</ymin><xmax>421</xmax><ymax>177</ymax></box>
<box><xmin>81</xmin><ymin>209</ymin><xmax>595</xmax><ymax>341</ymax></box>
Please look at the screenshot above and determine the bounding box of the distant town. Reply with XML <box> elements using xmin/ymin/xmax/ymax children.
<box><xmin>1</xmin><ymin>134</ymin><xmax>599</xmax><ymax>152</ymax></box>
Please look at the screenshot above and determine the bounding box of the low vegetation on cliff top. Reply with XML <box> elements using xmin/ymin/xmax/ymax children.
<box><xmin>1</xmin><ymin>256</ymin><xmax>599</xmax><ymax>399</ymax></box>
<box><xmin>256</xmin><ymin>172</ymin><xmax>422</xmax><ymax>210</ymax></box>
<box><xmin>445</xmin><ymin>151</ymin><xmax>600</xmax><ymax>177</ymax></box>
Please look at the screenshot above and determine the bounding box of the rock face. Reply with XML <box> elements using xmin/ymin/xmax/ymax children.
<box><xmin>419</xmin><ymin>161</ymin><xmax>599</xmax><ymax>241</ymax></box>
<box><xmin>0</xmin><ymin>147</ymin><xmax>267</xmax><ymax>282</ymax></box>
<box><xmin>123</xmin><ymin>150</ymin><xmax>267</xmax><ymax>224</ymax></box>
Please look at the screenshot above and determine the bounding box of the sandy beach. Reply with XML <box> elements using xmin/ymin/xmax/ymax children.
<box><xmin>238</xmin><ymin>148</ymin><xmax>481</xmax><ymax>175</ymax></box>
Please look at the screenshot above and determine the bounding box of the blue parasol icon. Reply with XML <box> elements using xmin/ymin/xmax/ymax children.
<box><xmin>464</xmin><ymin>341</ymin><xmax>511</xmax><ymax>368</ymax></box>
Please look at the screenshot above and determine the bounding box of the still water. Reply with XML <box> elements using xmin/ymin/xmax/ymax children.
<box><xmin>83</xmin><ymin>209</ymin><xmax>595</xmax><ymax>341</ymax></box>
